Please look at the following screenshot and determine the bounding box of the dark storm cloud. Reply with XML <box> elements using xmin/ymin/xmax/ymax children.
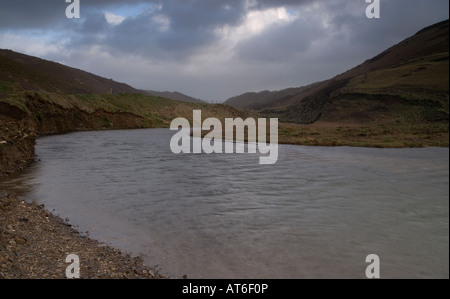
<box><xmin>0</xmin><ymin>0</ymin><xmax>67</xmax><ymax>29</ymax></box>
<box><xmin>249</xmin><ymin>0</ymin><xmax>318</xmax><ymax>9</ymax></box>
<box><xmin>0</xmin><ymin>1</ymin><xmax>154</xmax><ymax>30</ymax></box>
<box><xmin>96</xmin><ymin>0</ymin><xmax>249</xmax><ymax>59</ymax></box>
<box><xmin>235</xmin><ymin>0</ymin><xmax>449</xmax><ymax>63</ymax></box>
<box><xmin>236</xmin><ymin>17</ymin><xmax>328</xmax><ymax>62</ymax></box>
<box><xmin>1</xmin><ymin>0</ymin><xmax>310</xmax><ymax>60</ymax></box>
<box><xmin>52</xmin><ymin>0</ymin><xmax>317</xmax><ymax>60</ymax></box>
<box><xmin>0</xmin><ymin>0</ymin><xmax>299</xmax><ymax>30</ymax></box>
<box><xmin>2</xmin><ymin>0</ymin><xmax>448</xmax><ymax>52</ymax></box>
<box><xmin>159</xmin><ymin>0</ymin><xmax>246</xmax><ymax>30</ymax></box>
<box><xmin>347</xmin><ymin>0</ymin><xmax>450</xmax><ymax>45</ymax></box>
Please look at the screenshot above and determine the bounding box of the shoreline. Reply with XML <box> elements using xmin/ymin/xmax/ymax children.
<box><xmin>0</xmin><ymin>195</ymin><xmax>164</xmax><ymax>279</ymax></box>
<box><xmin>1</xmin><ymin>110</ymin><xmax>169</xmax><ymax>279</ymax></box>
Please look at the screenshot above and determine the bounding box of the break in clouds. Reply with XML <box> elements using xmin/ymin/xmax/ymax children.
<box><xmin>0</xmin><ymin>0</ymin><xmax>448</xmax><ymax>100</ymax></box>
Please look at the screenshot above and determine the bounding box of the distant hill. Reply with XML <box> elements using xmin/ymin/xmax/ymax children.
<box><xmin>144</xmin><ymin>90</ymin><xmax>205</xmax><ymax>104</ymax></box>
<box><xmin>0</xmin><ymin>49</ymin><xmax>139</xmax><ymax>95</ymax></box>
<box><xmin>225</xmin><ymin>19</ymin><xmax>449</xmax><ymax>124</ymax></box>
<box><xmin>224</xmin><ymin>83</ymin><xmax>322</xmax><ymax>110</ymax></box>
<box><xmin>0</xmin><ymin>49</ymin><xmax>203</xmax><ymax>105</ymax></box>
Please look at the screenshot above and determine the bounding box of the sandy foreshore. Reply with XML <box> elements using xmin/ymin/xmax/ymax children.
<box><xmin>0</xmin><ymin>195</ymin><xmax>164</xmax><ymax>279</ymax></box>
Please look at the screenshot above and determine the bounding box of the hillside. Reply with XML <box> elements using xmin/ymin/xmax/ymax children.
<box><xmin>225</xmin><ymin>19</ymin><xmax>449</xmax><ymax>125</ymax></box>
<box><xmin>144</xmin><ymin>90</ymin><xmax>205</xmax><ymax>104</ymax></box>
<box><xmin>0</xmin><ymin>80</ymin><xmax>247</xmax><ymax>176</ymax></box>
<box><xmin>0</xmin><ymin>49</ymin><xmax>203</xmax><ymax>104</ymax></box>
<box><xmin>225</xmin><ymin>83</ymin><xmax>322</xmax><ymax>110</ymax></box>
<box><xmin>0</xmin><ymin>49</ymin><xmax>140</xmax><ymax>95</ymax></box>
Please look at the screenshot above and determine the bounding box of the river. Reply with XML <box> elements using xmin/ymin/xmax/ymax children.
<box><xmin>0</xmin><ymin>128</ymin><xmax>448</xmax><ymax>278</ymax></box>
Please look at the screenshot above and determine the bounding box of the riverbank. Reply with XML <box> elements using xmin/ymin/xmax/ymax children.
<box><xmin>197</xmin><ymin>121</ymin><xmax>449</xmax><ymax>148</ymax></box>
<box><xmin>0</xmin><ymin>195</ymin><xmax>163</xmax><ymax>279</ymax></box>
<box><xmin>0</xmin><ymin>99</ymin><xmax>35</xmax><ymax>176</ymax></box>
<box><xmin>0</xmin><ymin>100</ymin><xmax>167</xmax><ymax>279</ymax></box>
<box><xmin>277</xmin><ymin>121</ymin><xmax>449</xmax><ymax>148</ymax></box>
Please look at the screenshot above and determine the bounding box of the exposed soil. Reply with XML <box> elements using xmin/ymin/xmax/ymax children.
<box><xmin>0</xmin><ymin>103</ymin><xmax>37</xmax><ymax>177</ymax></box>
<box><xmin>0</xmin><ymin>95</ymin><xmax>149</xmax><ymax>177</ymax></box>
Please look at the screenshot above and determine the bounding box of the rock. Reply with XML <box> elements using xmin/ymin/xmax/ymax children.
<box><xmin>2</xmin><ymin>200</ymin><xmax>13</xmax><ymax>210</ymax></box>
<box><xmin>14</xmin><ymin>236</ymin><xmax>27</xmax><ymax>245</ymax></box>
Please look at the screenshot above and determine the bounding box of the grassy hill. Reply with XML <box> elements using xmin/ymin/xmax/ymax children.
<box><xmin>224</xmin><ymin>20</ymin><xmax>449</xmax><ymax>148</ymax></box>
<box><xmin>0</xmin><ymin>49</ymin><xmax>204</xmax><ymax>104</ymax></box>
<box><xmin>224</xmin><ymin>83</ymin><xmax>322</xmax><ymax>110</ymax></box>
<box><xmin>0</xmin><ymin>48</ymin><xmax>246</xmax><ymax>131</ymax></box>
<box><xmin>0</xmin><ymin>49</ymin><xmax>139</xmax><ymax>95</ymax></box>
<box><xmin>144</xmin><ymin>90</ymin><xmax>205</xmax><ymax>104</ymax></box>
<box><xmin>0</xmin><ymin>63</ymin><xmax>246</xmax><ymax>176</ymax></box>
<box><xmin>0</xmin><ymin>81</ymin><xmax>246</xmax><ymax>132</ymax></box>
<box><xmin>225</xmin><ymin>19</ymin><xmax>449</xmax><ymax>124</ymax></box>
<box><xmin>0</xmin><ymin>80</ymin><xmax>247</xmax><ymax>176</ymax></box>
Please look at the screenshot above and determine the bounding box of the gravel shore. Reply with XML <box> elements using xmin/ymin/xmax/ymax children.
<box><xmin>0</xmin><ymin>195</ymin><xmax>163</xmax><ymax>279</ymax></box>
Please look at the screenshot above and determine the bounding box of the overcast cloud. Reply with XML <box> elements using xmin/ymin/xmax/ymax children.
<box><xmin>0</xmin><ymin>0</ymin><xmax>448</xmax><ymax>101</ymax></box>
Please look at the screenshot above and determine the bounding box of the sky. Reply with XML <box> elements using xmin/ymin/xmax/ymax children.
<box><xmin>0</xmin><ymin>0</ymin><xmax>448</xmax><ymax>102</ymax></box>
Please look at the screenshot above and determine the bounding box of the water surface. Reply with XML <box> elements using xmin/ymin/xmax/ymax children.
<box><xmin>1</xmin><ymin>129</ymin><xmax>448</xmax><ymax>278</ymax></box>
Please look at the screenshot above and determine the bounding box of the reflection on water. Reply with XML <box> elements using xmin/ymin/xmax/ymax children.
<box><xmin>1</xmin><ymin>128</ymin><xmax>448</xmax><ymax>278</ymax></box>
